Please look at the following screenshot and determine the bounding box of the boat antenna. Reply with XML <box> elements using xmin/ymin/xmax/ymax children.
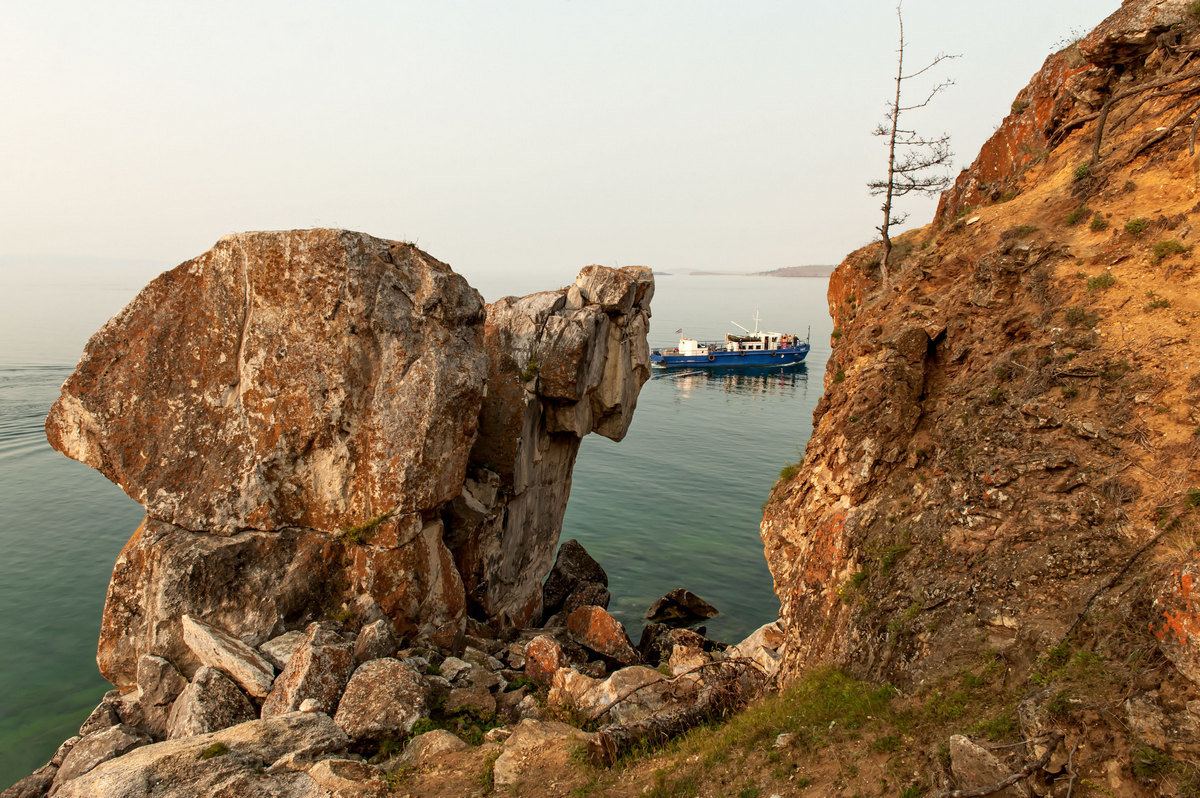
<box><xmin>730</xmin><ymin>307</ymin><xmax>762</xmax><ymax>337</ymax></box>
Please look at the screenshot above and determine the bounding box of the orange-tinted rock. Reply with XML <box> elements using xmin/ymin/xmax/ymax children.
<box><xmin>566</xmin><ymin>606</ymin><xmax>638</xmax><ymax>666</ymax></box>
<box><xmin>45</xmin><ymin>229</ymin><xmax>487</xmax><ymax>534</ymax></box>
<box><xmin>261</xmin><ymin>624</ymin><xmax>355</xmax><ymax>718</ymax></box>
<box><xmin>1151</xmin><ymin>561</ymin><xmax>1200</xmax><ymax>686</ymax></box>
<box><xmin>935</xmin><ymin>48</ymin><xmax>1090</xmax><ymax>225</ymax></box>
<box><xmin>523</xmin><ymin>635</ymin><xmax>566</xmax><ymax>684</ymax></box>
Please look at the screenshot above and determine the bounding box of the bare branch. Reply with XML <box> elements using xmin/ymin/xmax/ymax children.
<box><xmin>868</xmin><ymin>0</ymin><xmax>954</xmax><ymax>288</ymax></box>
<box><xmin>934</xmin><ymin>731</ymin><xmax>1064</xmax><ymax>798</ymax></box>
<box><xmin>902</xmin><ymin>52</ymin><xmax>960</xmax><ymax>81</ymax></box>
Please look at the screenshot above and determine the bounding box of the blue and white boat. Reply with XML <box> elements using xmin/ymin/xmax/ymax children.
<box><xmin>650</xmin><ymin>313</ymin><xmax>810</xmax><ymax>369</ymax></box>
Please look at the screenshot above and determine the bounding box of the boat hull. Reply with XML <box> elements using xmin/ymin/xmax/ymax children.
<box><xmin>650</xmin><ymin>345</ymin><xmax>809</xmax><ymax>369</ymax></box>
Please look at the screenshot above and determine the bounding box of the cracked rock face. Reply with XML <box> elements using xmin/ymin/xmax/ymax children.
<box><xmin>46</xmin><ymin>228</ymin><xmax>487</xmax><ymax>535</ymax></box>
<box><xmin>447</xmin><ymin>265</ymin><xmax>653</xmax><ymax>626</ymax></box>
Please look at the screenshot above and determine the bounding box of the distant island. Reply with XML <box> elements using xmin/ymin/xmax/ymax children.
<box><xmin>687</xmin><ymin>264</ymin><xmax>833</xmax><ymax>278</ymax></box>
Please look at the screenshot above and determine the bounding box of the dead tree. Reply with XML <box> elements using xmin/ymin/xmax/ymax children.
<box><xmin>868</xmin><ymin>2</ymin><xmax>957</xmax><ymax>287</ymax></box>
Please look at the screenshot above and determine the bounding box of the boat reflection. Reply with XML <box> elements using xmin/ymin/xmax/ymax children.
<box><xmin>651</xmin><ymin>363</ymin><xmax>809</xmax><ymax>397</ymax></box>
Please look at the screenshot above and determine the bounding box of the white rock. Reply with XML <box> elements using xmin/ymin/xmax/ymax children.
<box><xmin>259</xmin><ymin>630</ymin><xmax>306</xmax><ymax>671</ymax></box>
<box><xmin>182</xmin><ymin>615</ymin><xmax>274</xmax><ymax>698</ymax></box>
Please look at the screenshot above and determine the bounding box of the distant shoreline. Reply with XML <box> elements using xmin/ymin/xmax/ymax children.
<box><xmin>684</xmin><ymin>265</ymin><xmax>833</xmax><ymax>278</ymax></box>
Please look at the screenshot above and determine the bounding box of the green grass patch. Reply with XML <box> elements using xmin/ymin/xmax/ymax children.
<box><xmin>1073</xmin><ymin>162</ymin><xmax>1091</xmax><ymax>181</ymax></box>
<box><xmin>339</xmin><ymin>510</ymin><xmax>392</xmax><ymax>546</ymax></box>
<box><xmin>200</xmin><ymin>742</ymin><xmax>229</xmax><ymax>760</ymax></box>
<box><xmin>1089</xmin><ymin>213</ymin><xmax>1108</xmax><ymax>232</ymax></box>
<box><xmin>1086</xmin><ymin>272</ymin><xmax>1115</xmax><ymax>292</ymax></box>
<box><xmin>1066</xmin><ymin>206</ymin><xmax>1090</xmax><ymax>226</ymax></box>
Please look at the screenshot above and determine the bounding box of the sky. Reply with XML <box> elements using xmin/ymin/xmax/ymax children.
<box><xmin>1</xmin><ymin>1</ymin><xmax>1116</xmax><ymax>317</ymax></box>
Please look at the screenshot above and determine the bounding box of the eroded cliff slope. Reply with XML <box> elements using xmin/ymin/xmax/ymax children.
<box><xmin>764</xmin><ymin>0</ymin><xmax>1200</xmax><ymax>790</ymax></box>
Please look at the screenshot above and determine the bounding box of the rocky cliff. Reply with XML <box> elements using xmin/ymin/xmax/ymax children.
<box><xmin>763</xmin><ymin>0</ymin><xmax>1200</xmax><ymax>790</ymax></box>
<box><xmin>43</xmin><ymin>229</ymin><xmax>652</xmax><ymax>690</ymax></box>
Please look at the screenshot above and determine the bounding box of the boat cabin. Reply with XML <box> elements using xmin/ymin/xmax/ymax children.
<box><xmin>677</xmin><ymin>338</ymin><xmax>709</xmax><ymax>355</ymax></box>
<box><xmin>724</xmin><ymin>332</ymin><xmax>785</xmax><ymax>352</ymax></box>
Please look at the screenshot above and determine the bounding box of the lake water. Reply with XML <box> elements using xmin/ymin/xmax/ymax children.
<box><xmin>0</xmin><ymin>271</ymin><xmax>831</xmax><ymax>787</ymax></box>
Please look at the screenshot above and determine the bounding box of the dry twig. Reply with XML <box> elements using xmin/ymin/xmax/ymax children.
<box><xmin>935</xmin><ymin>731</ymin><xmax>1064</xmax><ymax>798</ymax></box>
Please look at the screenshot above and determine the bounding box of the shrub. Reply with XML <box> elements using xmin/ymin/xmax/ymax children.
<box><xmin>1086</xmin><ymin>272</ymin><xmax>1115</xmax><ymax>292</ymax></box>
<box><xmin>831</xmin><ymin>328</ymin><xmax>842</xmax><ymax>340</ymax></box>
<box><xmin>779</xmin><ymin>462</ymin><xmax>801</xmax><ymax>482</ymax></box>
<box><xmin>1066</xmin><ymin>206</ymin><xmax>1090</xmax><ymax>226</ymax></box>
<box><xmin>1011</xmin><ymin>98</ymin><xmax>1030</xmax><ymax>115</ymax></box>
<box><xmin>1089</xmin><ymin>213</ymin><xmax>1108</xmax><ymax>232</ymax></box>
<box><xmin>1124</xmin><ymin>179</ymin><xmax>1136</xmax><ymax>193</ymax></box>
<box><xmin>1152</xmin><ymin>239</ymin><xmax>1189</xmax><ymax>262</ymax></box>
<box><xmin>1144</xmin><ymin>290</ymin><xmax>1171</xmax><ymax>311</ymax></box>
<box><xmin>1073</xmin><ymin>162</ymin><xmax>1091</xmax><ymax>181</ymax></box>
<box><xmin>339</xmin><ymin>510</ymin><xmax>392</xmax><ymax>546</ymax></box>
<box><xmin>833</xmin><ymin>369</ymin><xmax>846</xmax><ymax>384</ymax></box>
<box><xmin>1125</xmin><ymin>218</ymin><xmax>1150</xmax><ymax>235</ymax></box>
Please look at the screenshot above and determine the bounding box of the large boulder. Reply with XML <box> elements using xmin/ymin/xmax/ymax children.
<box><xmin>567</xmin><ymin>606</ymin><xmax>639</xmax><ymax>666</ymax></box>
<box><xmin>542</xmin><ymin>538</ymin><xmax>609</xmax><ymax>619</ymax></box>
<box><xmin>50</xmin><ymin>712</ymin><xmax>349</xmax><ymax>798</ymax></box>
<box><xmin>333</xmin><ymin>658</ymin><xmax>429</xmax><ymax>740</ymax></box>
<box><xmin>1150</xmin><ymin>562</ymin><xmax>1200</xmax><ymax>686</ymax></box>
<box><xmin>96</xmin><ymin>518</ymin><xmax>343</xmax><ymax>690</ymax></box>
<box><xmin>46</xmin><ymin>229</ymin><xmax>488</xmax><ymax>535</ymax></box>
<box><xmin>53</xmin><ymin>724</ymin><xmax>151</xmax><ymax>786</ymax></box>
<box><xmin>181</xmin><ymin>615</ymin><xmax>275</xmax><ymax>698</ymax></box>
<box><xmin>491</xmin><ymin>719</ymin><xmax>593</xmax><ymax>792</ymax></box>
<box><xmin>262</xmin><ymin>624</ymin><xmax>355</xmax><ymax>718</ymax></box>
<box><xmin>166</xmin><ymin>666</ymin><xmax>257</xmax><ymax>739</ymax></box>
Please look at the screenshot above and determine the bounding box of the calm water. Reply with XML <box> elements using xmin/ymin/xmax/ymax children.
<box><xmin>0</xmin><ymin>273</ymin><xmax>830</xmax><ymax>787</ymax></box>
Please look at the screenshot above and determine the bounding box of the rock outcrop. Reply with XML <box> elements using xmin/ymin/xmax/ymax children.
<box><xmin>44</xmin><ymin>229</ymin><xmax>653</xmax><ymax>690</ymax></box>
<box><xmin>45</xmin><ymin>229</ymin><xmax>487</xmax><ymax>536</ymax></box>
<box><xmin>762</xmin><ymin>5</ymin><xmax>1200</xmax><ymax>790</ymax></box>
<box><xmin>446</xmin><ymin>265</ymin><xmax>653</xmax><ymax>625</ymax></box>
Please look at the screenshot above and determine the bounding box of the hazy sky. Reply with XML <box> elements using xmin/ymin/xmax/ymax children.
<box><xmin>2</xmin><ymin>1</ymin><xmax>1115</xmax><ymax>298</ymax></box>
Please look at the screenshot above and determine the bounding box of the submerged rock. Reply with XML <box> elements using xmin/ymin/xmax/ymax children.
<box><xmin>644</xmin><ymin>588</ymin><xmax>720</xmax><ymax>626</ymax></box>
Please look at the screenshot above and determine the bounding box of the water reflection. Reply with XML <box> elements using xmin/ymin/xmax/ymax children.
<box><xmin>651</xmin><ymin>363</ymin><xmax>809</xmax><ymax>397</ymax></box>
